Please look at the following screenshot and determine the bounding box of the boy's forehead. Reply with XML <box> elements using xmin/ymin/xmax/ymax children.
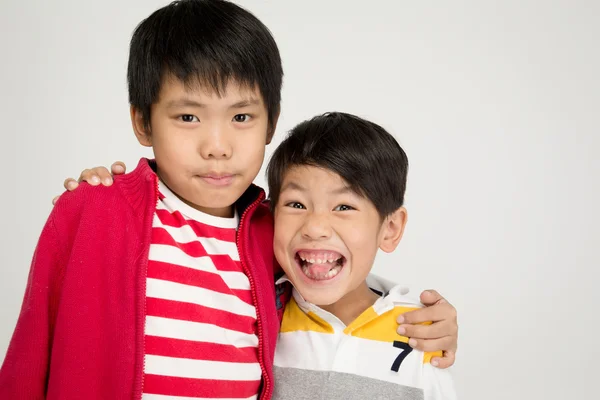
<box><xmin>279</xmin><ymin>164</ymin><xmax>374</xmax><ymax>202</ymax></box>
<box><xmin>281</xmin><ymin>165</ymin><xmax>350</xmax><ymax>191</ymax></box>
<box><xmin>159</xmin><ymin>74</ymin><xmax>265</xmax><ymax>105</ymax></box>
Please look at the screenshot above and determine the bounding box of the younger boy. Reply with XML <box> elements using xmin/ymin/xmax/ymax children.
<box><xmin>0</xmin><ymin>1</ymin><xmax>457</xmax><ymax>399</ymax></box>
<box><xmin>267</xmin><ymin>112</ymin><xmax>456</xmax><ymax>399</ymax></box>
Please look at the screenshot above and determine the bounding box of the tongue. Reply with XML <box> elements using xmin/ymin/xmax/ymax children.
<box><xmin>305</xmin><ymin>263</ymin><xmax>332</xmax><ymax>275</ymax></box>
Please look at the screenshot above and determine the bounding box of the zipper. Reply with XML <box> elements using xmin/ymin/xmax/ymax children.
<box><xmin>235</xmin><ymin>191</ymin><xmax>271</xmax><ymax>400</ymax></box>
<box><xmin>134</xmin><ymin>174</ymin><xmax>159</xmax><ymax>399</ymax></box>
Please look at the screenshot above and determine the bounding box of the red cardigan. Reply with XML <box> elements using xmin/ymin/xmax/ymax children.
<box><xmin>0</xmin><ymin>159</ymin><xmax>281</xmax><ymax>400</ymax></box>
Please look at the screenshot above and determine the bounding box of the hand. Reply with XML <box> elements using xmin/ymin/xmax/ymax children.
<box><xmin>396</xmin><ymin>290</ymin><xmax>458</xmax><ymax>369</ymax></box>
<box><xmin>52</xmin><ymin>161</ymin><xmax>128</xmax><ymax>205</ymax></box>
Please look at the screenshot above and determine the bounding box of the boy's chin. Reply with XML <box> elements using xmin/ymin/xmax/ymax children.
<box><xmin>293</xmin><ymin>284</ymin><xmax>344</xmax><ymax>307</ymax></box>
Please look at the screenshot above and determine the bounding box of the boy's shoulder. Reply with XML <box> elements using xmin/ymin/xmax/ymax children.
<box><xmin>367</xmin><ymin>274</ymin><xmax>423</xmax><ymax>306</ymax></box>
<box><xmin>52</xmin><ymin>158</ymin><xmax>157</xmax><ymax>224</ymax></box>
<box><xmin>345</xmin><ymin>281</ymin><xmax>423</xmax><ymax>342</ymax></box>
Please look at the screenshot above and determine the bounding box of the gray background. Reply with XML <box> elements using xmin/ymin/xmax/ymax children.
<box><xmin>1</xmin><ymin>0</ymin><xmax>599</xmax><ymax>398</ymax></box>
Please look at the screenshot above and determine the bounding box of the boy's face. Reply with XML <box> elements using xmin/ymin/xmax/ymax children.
<box><xmin>131</xmin><ymin>76</ymin><xmax>274</xmax><ymax>217</ymax></box>
<box><xmin>273</xmin><ymin>165</ymin><xmax>406</xmax><ymax>306</ymax></box>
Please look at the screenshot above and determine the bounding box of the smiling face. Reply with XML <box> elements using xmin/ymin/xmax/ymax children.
<box><xmin>273</xmin><ymin>165</ymin><xmax>407</xmax><ymax>307</ymax></box>
<box><xmin>131</xmin><ymin>76</ymin><xmax>276</xmax><ymax>217</ymax></box>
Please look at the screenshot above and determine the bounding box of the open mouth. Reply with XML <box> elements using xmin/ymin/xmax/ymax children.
<box><xmin>295</xmin><ymin>250</ymin><xmax>346</xmax><ymax>281</ymax></box>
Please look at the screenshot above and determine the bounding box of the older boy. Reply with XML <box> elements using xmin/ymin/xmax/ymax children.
<box><xmin>1</xmin><ymin>1</ymin><xmax>283</xmax><ymax>398</ymax></box>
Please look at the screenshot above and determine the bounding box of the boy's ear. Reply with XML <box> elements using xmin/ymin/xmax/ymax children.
<box><xmin>266</xmin><ymin>108</ymin><xmax>280</xmax><ymax>145</ymax></box>
<box><xmin>130</xmin><ymin>105</ymin><xmax>152</xmax><ymax>147</ymax></box>
<box><xmin>379</xmin><ymin>207</ymin><xmax>408</xmax><ymax>253</ymax></box>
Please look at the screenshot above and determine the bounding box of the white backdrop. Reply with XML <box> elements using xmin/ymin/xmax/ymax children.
<box><xmin>1</xmin><ymin>0</ymin><xmax>599</xmax><ymax>398</ymax></box>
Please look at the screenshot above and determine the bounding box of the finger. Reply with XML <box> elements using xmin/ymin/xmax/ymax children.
<box><xmin>420</xmin><ymin>289</ymin><xmax>447</xmax><ymax>306</ymax></box>
<box><xmin>110</xmin><ymin>161</ymin><xmax>126</xmax><ymax>175</ymax></box>
<box><xmin>397</xmin><ymin>319</ymin><xmax>456</xmax><ymax>340</ymax></box>
<box><xmin>79</xmin><ymin>169</ymin><xmax>101</xmax><ymax>185</ymax></box>
<box><xmin>431</xmin><ymin>350</ymin><xmax>456</xmax><ymax>369</ymax></box>
<box><xmin>52</xmin><ymin>195</ymin><xmax>60</xmax><ymax>205</ymax></box>
<box><xmin>398</xmin><ymin>302</ymin><xmax>457</xmax><ymax>325</ymax></box>
<box><xmin>93</xmin><ymin>167</ymin><xmax>114</xmax><ymax>186</ymax></box>
<box><xmin>63</xmin><ymin>178</ymin><xmax>79</xmax><ymax>191</ymax></box>
<box><xmin>408</xmin><ymin>335</ymin><xmax>455</xmax><ymax>353</ymax></box>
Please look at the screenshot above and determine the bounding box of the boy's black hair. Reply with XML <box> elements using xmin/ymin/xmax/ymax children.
<box><xmin>267</xmin><ymin>112</ymin><xmax>409</xmax><ymax>218</ymax></box>
<box><xmin>128</xmin><ymin>0</ymin><xmax>283</xmax><ymax>130</ymax></box>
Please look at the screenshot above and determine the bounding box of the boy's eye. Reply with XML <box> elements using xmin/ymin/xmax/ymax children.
<box><xmin>233</xmin><ymin>114</ymin><xmax>251</xmax><ymax>123</ymax></box>
<box><xmin>334</xmin><ymin>204</ymin><xmax>354</xmax><ymax>211</ymax></box>
<box><xmin>180</xmin><ymin>114</ymin><xmax>199</xmax><ymax>123</ymax></box>
<box><xmin>285</xmin><ymin>202</ymin><xmax>306</xmax><ymax>209</ymax></box>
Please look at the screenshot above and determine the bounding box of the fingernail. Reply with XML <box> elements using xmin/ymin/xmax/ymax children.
<box><xmin>431</xmin><ymin>359</ymin><xmax>439</xmax><ymax>367</ymax></box>
<box><xmin>90</xmin><ymin>176</ymin><xmax>100</xmax><ymax>184</ymax></box>
<box><xmin>103</xmin><ymin>178</ymin><xmax>112</xmax><ymax>185</ymax></box>
<box><xmin>397</xmin><ymin>315</ymin><xmax>405</xmax><ymax>324</ymax></box>
<box><xmin>397</xmin><ymin>327</ymin><xmax>406</xmax><ymax>335</ymax></box>
<box><xmin>67</xmin><ymin>181</ymin><xmax>77</xmax><ymax>190</ymax></box>
<box><xmin>409</xmin><ymin>338</ymin><xmax>417</xmax><ymax>348</ymax></box>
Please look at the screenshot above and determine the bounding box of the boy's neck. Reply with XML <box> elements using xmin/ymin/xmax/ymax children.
<box><xmin>179</xmin><ymin>196</ymin><xmax>234</xmax><ymax>218</ymax></box>
<box><xmin>319</xmin><ymin>281</ymin><xmax>381</xmax><ymax>326</ymax></box>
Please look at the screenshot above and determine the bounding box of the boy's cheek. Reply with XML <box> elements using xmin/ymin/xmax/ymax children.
<box><xmin>273</xmin><ymin>215</ymin><xmax>296</xmax><ymax>242</ymax></box>
<box><xmin>273</xmin><ymin>213</ymin><xmax>304</xmax><ymax>271</ymax></box>
<box><xmin>273</xmin><ymin>235</ymin><xmax>294</xmax><ymax>274</ymax></box>
<box><xmin>273</xmin><ymin>245</ymin><xmax>293</xmax><ymax>276</ymax></box>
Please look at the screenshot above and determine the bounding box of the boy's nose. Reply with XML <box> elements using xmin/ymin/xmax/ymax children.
<box><xmin>199</xmin><ymin>128</ymin><xmax>232</xmax><ymax>159</ymax></box>
<box><xmin>301</xmin><ymin>213</ymin><xmax>332</xmax><ymax>240</ymax></box>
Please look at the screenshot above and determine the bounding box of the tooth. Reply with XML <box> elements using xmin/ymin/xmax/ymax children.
<box><xmin>309</xmin><ymin>259</ymin><xmax>315</xmax><ymax>263</ymax></box>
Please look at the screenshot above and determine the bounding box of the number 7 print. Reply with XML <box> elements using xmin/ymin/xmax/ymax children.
<box><xmin>391</xmin><ymin>340</ymin><xmax>413</xmax><ymax>372</ymax></box>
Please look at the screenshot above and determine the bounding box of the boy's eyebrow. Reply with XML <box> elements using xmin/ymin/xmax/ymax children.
<box><xmin>166</xmin><ymin>98</ymin><xmax>206</xmax><ymax>109</ymax></box>
<box><xmin>280</xmin><ymin>181</ymin><xmax>305</xmax><ymax>193</ymax></box>
<box><xmin>330</xmin><ymin>185</ymin><xmax>355</xmax><ymax>195</ymax></box>
<box><xmin>280</xmin><ymin>181</ymin><xmax>355</xmax><ymax>195</ymax></box>
<box><xmin>229</xmin><ymin>98</ymin><xmax>261</xmax><ymax>109</ymax></box>
<box><xmin>165</xmin><ymin>98</ymin><xmax>261</xmax><ymax>110</ymax></box>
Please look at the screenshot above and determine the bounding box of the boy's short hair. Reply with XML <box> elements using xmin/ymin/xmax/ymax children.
<box><xmin>128</xmin><ymin>0</ymin><xmax>283</xmax><ymax>129</ymax></box>
<box><xmin>267</xmin><ymin>112</ymin><xmax>409</xmax><ymax>218</ymax></box>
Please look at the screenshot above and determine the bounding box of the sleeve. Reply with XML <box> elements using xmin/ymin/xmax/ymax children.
<box><xmin>0</xmin><ymin>212</ymin><xmax>65</xmax><ymax>399</ymax></box>
<box><xmin>423</xmin><ymin>363</ymin><xmax>458</xmax><ymax>400</ymax></box>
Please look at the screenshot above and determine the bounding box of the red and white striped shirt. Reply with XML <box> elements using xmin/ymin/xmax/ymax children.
<box><xmin>142</xmin><ymin>181</ymin><xmax>261</xmax><ymax>400</ymax></box>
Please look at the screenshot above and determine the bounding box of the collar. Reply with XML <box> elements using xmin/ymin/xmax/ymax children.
<box><xmin>276</xmin><ymin>273</ymin><xmax>425</xmax><ymax>319</ymax></box>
